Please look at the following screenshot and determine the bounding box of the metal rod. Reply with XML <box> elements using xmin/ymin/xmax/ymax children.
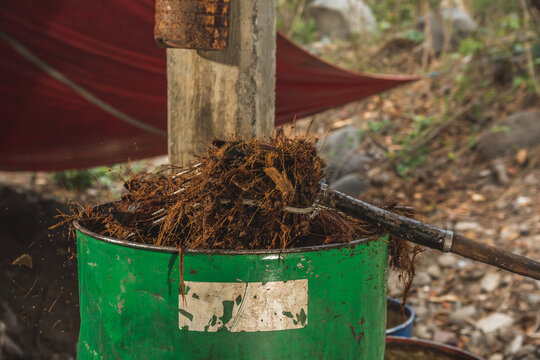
<box><xmin>319</xmin><ymin>185</ymin><xmax>540</xmax><ymax>281</ymax></box>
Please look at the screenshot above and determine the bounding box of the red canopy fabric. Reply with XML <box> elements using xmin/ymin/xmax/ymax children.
<box><xmin>0</xmin><ymin>0</ymin><xmax>419</xmax><ymax>171</ymax></box>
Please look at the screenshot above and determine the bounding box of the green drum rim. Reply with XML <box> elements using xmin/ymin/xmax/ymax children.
<box><xmin>73</xmin><ymin>220</ymin><xmax>380</xmax><ymax>255</ymax></box>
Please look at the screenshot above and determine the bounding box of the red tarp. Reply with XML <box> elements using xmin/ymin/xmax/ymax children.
<box><xmin>0</xmin><ymin>1</ymin><xmax>419</xmax><ymax>171</ymax></box>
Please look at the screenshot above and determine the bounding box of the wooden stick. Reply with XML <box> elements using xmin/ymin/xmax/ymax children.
<box><xmin>451</xmin><ymin>233</ymin><xmax>540</xmax><ymax>280</ymax></box>
<box><xmin>167</xmin><ymin>0</ymin><xmax>275</xmax><ymax>166</ymax></box>
<box><xmin>320</xmin><ymin>185</ymin><xmax>540</xmax><ymax>280</ymax></box>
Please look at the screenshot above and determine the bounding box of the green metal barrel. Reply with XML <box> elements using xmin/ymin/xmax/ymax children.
<box><xmin>75</xmin><ymin>222</ymin><xmax>388</xmax><ymax>359</ymax></box>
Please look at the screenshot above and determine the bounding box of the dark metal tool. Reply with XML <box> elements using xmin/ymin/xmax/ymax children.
<box><xmin>319</xmin><ymin>185</ymin><xmax>540</xmax><ymax>281</ymax></box>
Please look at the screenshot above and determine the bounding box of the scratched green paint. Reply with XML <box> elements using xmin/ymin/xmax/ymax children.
<box><xmin>76</xmin><ymin>228</ymin><xmax>388</xmax><ymax>359</ymax></box>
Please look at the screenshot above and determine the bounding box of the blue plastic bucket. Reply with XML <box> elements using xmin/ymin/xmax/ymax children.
<box><xmin>385</xmin><ymin>297</ymin><xmax>415</xmax><ymax>337</ymax></box>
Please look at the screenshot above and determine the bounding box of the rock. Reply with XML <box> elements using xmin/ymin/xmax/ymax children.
<box><xmin>416</xmin><ymin>7</ymin><xmax>477</xmax><ymax>52</ymax></box>
<box><xmin>426</xmin><ymin>264</ymin><xmax>441</xmax><ymax>279</ymax></box>
<box><xmin>308</xmin><ymin>0</ymin><xmax>377</xmax><ymax>40</ymax></box>
<box><xmin>449</xmin><ymin>305</ymin><xmax>476</xmax><ymax>325</ymax></box>
<box><xmin>331</xmin><ymin>152</ymin><xmax>372</xmax><ymax>181</ymax></box>
<box><xmin>515</xmin><ymin>196</ymin><xmax>532</xmax><ymax>208</ymax></box>
<box><xmin>433</xmin><ymin>329</ymin><xmax>457</xmax><ymax>345</ymax></box>
<box><xmin>511</xmin><ymin>345</ymin><xmax>540</xmax><ymax>360</ymax></box>
<box><xmin>318</xmin><ymin>126</ymin><xmax>371</xmax><ymax>186</ymax></box>
<box><xmin>437</xmin><ymin>253</ymin><xmax>458</xmax><ymax>268</ymax></box>
<box><xmin>387</xmin><ymin>270</ymin><xmax>402</xmax><ymax>296</ymax></box>
<box><xmin>476</xmin><ymin>313</ymin><xmax>514</xmax><ymax>334</ymax></box>
<box><xmin>480</xmin><ymin>272</ymin><xmax>501</xmax><ymax>293</ymax></box>
<box><xmin>527</xmin><ymin>293</ymin><xmax>540</xmax><ymax>305</ymax></box>
<box><xmin>0</xmin><ymin>321</ymin><xmax>23</xmax><ymax>358</ymax></box>
<box><xmin>454</xmin><ymin>221</ymin><xmax>483</xmax><ymax>232</ymax></box>
<box><xmin>469</xmin><ymin>329</ymin><xmax>483</xmax><ymax>347</ymax></box>
<box><xmin>477</xmin><ymin>111</ymin><xmax>540</xmax><ymax>161</ymax></box>
<box><xmin>506</xmin><ymin>334</ymin><xmax>524</xmax><ymax>355</ymax></box>
<box><xmin>491</xmin><ymin>158</ymin><xmax>509</xmax><ymax>185</ymax></box>
<box><xmin>318</xmin><ymin>126</ymin><xmax>362</xmax><ymax>166</ymax></box>
<box><xmin>330</xmin><ymin>174</ymin><xmax>369</xmax><ymax>197</ymax></box>
<box><xmin>0</xmin><ymin>302</ymin><xmax>20</xmax><ymax>335</ymax></box>
<box><xmin>523</xmin><ymin>173</ymin><xmax>537</xmax><ymax>185</ymax></box>
<box><xmin>485</xmin><ymin>332</ymin><xmax>503</xmax><ymax>351</ymax></box>
<box><xmin>413</xmin><ymin>272</ymin><xmax>431</xmax><ymax>287</ymax></box>
<box><xmin>415</xmin><ymin>324</ymin><xmax>432</xmax><ymax>339</ymax></box>
<box><xmin>499</xmin><ymin>325</ymin><xmax>515</xmax><ymax>342</ymax></box>
<box><xmin>414</xmin><ymin>305</ymin><xmax>428</xmax><ymax>318</ymax></box>
<box><xmin>370</xmin><ymin>171</ymin><xmax>391</xmax><ymax>185</ymax></box>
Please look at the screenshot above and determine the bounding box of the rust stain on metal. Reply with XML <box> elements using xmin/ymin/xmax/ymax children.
<box><xmin>154</xmin><ymin>0</ymin><xmax>230</xmax><ymax>50</ymax></box>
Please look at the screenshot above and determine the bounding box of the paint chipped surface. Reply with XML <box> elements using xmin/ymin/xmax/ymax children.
<box><xmin>115</xmin><ymin>298</ymin><xmax>125</xmax><ymax>314</ymax></box>
<box><xmin>179</xmin><ymin>280</ymin><xmax>308</xmax><ymax>332</ymax></box>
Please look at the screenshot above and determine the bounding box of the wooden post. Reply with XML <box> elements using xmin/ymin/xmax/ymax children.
<box><xmin>167</xmin><ymin>0</ymin><xmax>276</xmax><ymax>166</ymax></box>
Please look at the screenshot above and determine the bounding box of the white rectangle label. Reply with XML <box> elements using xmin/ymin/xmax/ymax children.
<box><xmin>179</xmin><ymin>280</ymin><xmax>308</xmax><ymax>332</ymax></box>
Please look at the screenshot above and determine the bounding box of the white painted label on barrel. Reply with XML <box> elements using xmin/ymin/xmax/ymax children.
<box><xmin>178</xmin><ymin>280</ymin><xmax>308</xmax><ymax>332</ymax></box>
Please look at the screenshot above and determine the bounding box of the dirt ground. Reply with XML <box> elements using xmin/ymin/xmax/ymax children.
<box><xmin>0</xmin><ymin>184</ymin><xmax>77</xmax><ymax>359</ymax></box>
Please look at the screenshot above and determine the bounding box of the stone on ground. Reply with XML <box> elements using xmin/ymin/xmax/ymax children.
<box><xmin>318</xmin><ymin>126</ymin><xmax>372</xmax><ymax>186</ymax></box>
<box><xmin>477</xmin><ymin>110</ymin><xmax>540</xmax><ymax>160</ymax></box>
<box><xmin>476</xmin><ymin>313</ymin><xmax>514</xmax><ymax>334</ymax></box>
<box><xmin>437</xmin><ymin>253</ymin><xmax>458</xmax><ymax>268</ymax></box>
<box><xmin>449</xmin><ymin>305</ymin><xmax>477</xmax><ymax>325</ymax></box>
<box><xmin>330</xmin><ymin>173</ymin><xmax>369</xmax><ymax>197</ymax></box>
<box><xmin>480</xmin><ymin>272</ymin><xmax>501</xmax><ymax>293</ymax></box>
<box><xmin>416</xmin><ymin>7</ymin><xmax>477</xmax><ymax>52</ymax></box>
<box><xmin>308</xmin><ymin>0</ymin><xmax>377</xmax><ymax>39</ymax></box>
<box><xmin>413</xmin><ymin>272</ymin><xmax>432</xmax><ymax>287</ymax></box>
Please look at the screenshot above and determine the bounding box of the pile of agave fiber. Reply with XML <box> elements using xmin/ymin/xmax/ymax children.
<box><xmin>57</xmin><ymin>131</ymin><xmax>421</xmax><ymax>298</ymax></box>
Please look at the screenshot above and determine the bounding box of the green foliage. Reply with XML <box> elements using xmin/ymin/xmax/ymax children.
<box><xmin>368</xmin><ymin>0</ymin><xmax>416</xmax><ymax>29</ymax></box>
<box><xmin>483</xmin><ymin>89</ymin><xmax>497</xmax><ymax>101</ymax></box>
<box><xmin>394</xmin><ymin>149</ymin><xmax>427</xmax><ymax>178</ymax></box>
<box><xmin>276</xmin><ymin>0</ymin><xmax>317</xmax><ymax>45</ymax></box>
<box><xmin>500</xmin><ymin>13</ymin><xmax>521</xmax><ymax>33</ymax></box>
<box><xmin>459</xmin><ymin>38</ymin><xmax>485</xmax><ymax>57</ymax></box>
<box><xmin>291</xmin><ymin>17</ymin><xmax>317</xmax><ymax>45</ymax></box>
<box><xmin>53</xmin><ymin>169</ymin><xmax>96</xmax><ymax>190</ymax></box>
<box><xmin>368</xmin><ymin>118</ymin><xmax>393</xmax><ymax>133</ymax></box>
<box><xmin>387</xmin><ymin>115</ymin><xmax>437</xmax><ymax>177</ymax></box>
<box><xmin>472</xmin><ymin>0</ymin><xmax>520</xmax><ymax>19</ymax></box>
<box><xmin>454</xmin><ymin>68</ymin><xmax>474</xmax><ymax>101</ymax></box>
<box><xmin>512</xmin><ymin>73</ymin><xmax>538</xmax><ymax>92</ymax></box>
<box><xmin>52</xmin><ymin>162</ymin><xmax>146</xmax><ymax>191</ymax></box>
<box><xmin>403</xmin><ymin>29</ymin><xmax>425</xmax><ymax>44</ymax></box>
<box><xmin>490</xmin><ymin>125</ymin><xmax>510</xmax><ymax>133</ymax></box>
<box><xmin>468</xmin><ymin>129</ymin><xmax>480</xmax><ymax>148</ymax></box>
<box><xmin>412</xmin><ymin>114</ymin><xmax>435</xmax><ymax>131</ymax></box>
<box><xmin>378</xmin><ymin>20</ymin><xmax>392</xmax><ymax>32</ymax></box>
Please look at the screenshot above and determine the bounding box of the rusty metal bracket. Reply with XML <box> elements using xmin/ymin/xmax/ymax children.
<box><xmin>154</xmin><ymin>0</ymin><xmax>230</xmax><ymax>50</ymax></box>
